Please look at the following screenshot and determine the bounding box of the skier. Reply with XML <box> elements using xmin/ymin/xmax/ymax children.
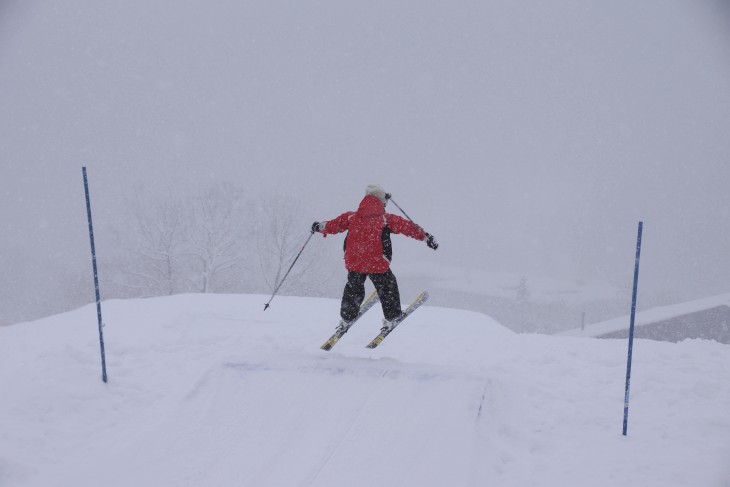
<box><xmin>312</xmin><ymin>184</ymin><xmax>438</xmax><ymax>336</ymax></box>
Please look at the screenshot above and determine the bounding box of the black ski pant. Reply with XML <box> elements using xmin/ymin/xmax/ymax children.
<box><xmin>340</xmin><ymin>269</ymin><xmax>402</xmax><ymax>322</ymax></box>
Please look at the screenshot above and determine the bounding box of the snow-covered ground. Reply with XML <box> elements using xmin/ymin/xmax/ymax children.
<box><xmin>1</xmin><ymin>294</ymin><xmax>729</xmax><ymax>487</ymax></box>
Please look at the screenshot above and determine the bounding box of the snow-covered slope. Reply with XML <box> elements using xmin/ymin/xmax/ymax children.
<box><xmin>1</xmin><ymin>294</ymin><xmax>729</xmax><ymax>487</ymax></box>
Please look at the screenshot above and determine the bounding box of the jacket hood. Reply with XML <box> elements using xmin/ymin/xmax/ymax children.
<box><xmin>357</xmin><ymin>194</ymin><xmax>385</xmax><ymax>218</ymax></box>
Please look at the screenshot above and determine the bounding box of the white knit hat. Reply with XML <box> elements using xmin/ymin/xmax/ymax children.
<box><xmin>365</xmin><ymin>184</ymin><xmax>388</xmax><ymax>204</ymax></box>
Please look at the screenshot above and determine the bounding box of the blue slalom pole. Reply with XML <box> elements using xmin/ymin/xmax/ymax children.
<box><xmin>83</xmin><ymin>167</ymin><xmax>108</xmax><ymax>383</ymax></box>
<box><xmin>622</xmin><ymin>221</ymin><xmax>643</xmax><ymax>436</ymax></box>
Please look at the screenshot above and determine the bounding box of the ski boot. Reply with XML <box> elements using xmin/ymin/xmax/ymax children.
<box><xmin>379</xmin><ymin>313</ymin><xmax>405</xmax><ymax>335</ymax></box>
<box><xmin>335</xmin><ymin>319</ymin><xmax>354</xmax><ymax>337</ymax></box>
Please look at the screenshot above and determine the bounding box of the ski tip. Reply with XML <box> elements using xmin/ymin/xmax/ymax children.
<box><xmin>321</xmin><ymin>335</ymin><xmax>339</xmax><ymax>351</ymax></box>
<box><xmin>366</xmin><ymin>336</ymin><xmax>383</xmax><ymax>349</ymax></box>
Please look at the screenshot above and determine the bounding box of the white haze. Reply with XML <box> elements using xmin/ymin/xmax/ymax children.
<box><xmin>1</xmin><ymin>1</ymin><xmax>730</xmax><ymax>323</ymax></box>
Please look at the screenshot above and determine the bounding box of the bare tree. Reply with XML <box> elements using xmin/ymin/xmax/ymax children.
<box><xmin>110</xmin><ymin>185</ymin><xmax>334</xmax><ymax>300</ymax></box>
<box><xmin>112</xmin><ymin>190</ymin><xmax>188</xmax><ymax>296</ymax></box>
<box><xmin>514</xmin><ymin>276</ymin><xmax>536</xmax><ymax>332</ymax></box>
<box><xmin>253</xmin><ymin>195</ymin><xmax>332</xmax><ymax>297</ymax></box>
<box><xmin>185</xmin><ymin>183</ymin><xmax>249</xmax><ymax>293</ymax></box>
<box><xmin>516</xmin><ymin>276</ymin><xmax>531</xmax><ymax>303</ymax></box>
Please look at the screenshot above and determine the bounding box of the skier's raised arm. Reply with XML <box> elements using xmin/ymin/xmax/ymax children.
<box><xmin>311</xmin><ymin>211</ymin><xmax>354</xmax><ymax>237</ymax></box>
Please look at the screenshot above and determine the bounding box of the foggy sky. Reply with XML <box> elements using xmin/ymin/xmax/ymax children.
<box><xmin>2</xmin><ymin>1</ymin><xmax>730</xmax><ymax>322</ymax></box>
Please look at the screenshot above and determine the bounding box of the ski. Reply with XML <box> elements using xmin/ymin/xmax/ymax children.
<box><xmin>320</xmin><ymin>290</ymin><xmax>380</xmax><ymax>351</ymax></box>
<box><xmin>365</xmin><ymin>291</ymin><xmax>429</xmax><ymax>349</ymax></box>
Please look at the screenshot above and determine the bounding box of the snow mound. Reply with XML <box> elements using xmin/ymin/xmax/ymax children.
<box><xmin>1</xmin><ymin>294</ymin><xmax>729</xmax><ymax>487</ymax></box>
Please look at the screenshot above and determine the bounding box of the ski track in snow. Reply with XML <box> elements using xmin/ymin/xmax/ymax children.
<box><xmin>1</xmin><ymin>294</ymin><xmax>729</xmax><ymax>487</ymax></box>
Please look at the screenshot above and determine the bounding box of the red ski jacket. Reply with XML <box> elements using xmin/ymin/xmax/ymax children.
<box><xmin>321</xmin><ymin>195</ymin><xmax>426</xmax><ymax>274</ymax></box>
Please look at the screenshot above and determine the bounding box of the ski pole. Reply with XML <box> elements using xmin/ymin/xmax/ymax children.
<box><xmin>263</xmin><ymin>230</ymin><xmax>315</xmax><ymax>311</ymax></box>
<box><xmin>384</xmin><ymin>193</ymin><xmax>416</xmax><ymax>224</ymax></box>
<box><xmin>385</xmin><ymin>193</ymin><xmax>438</xmax><ymax>250</ymax></box>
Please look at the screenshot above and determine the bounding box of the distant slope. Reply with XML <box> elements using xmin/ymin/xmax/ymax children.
<box><xmin>559</xmin><ymin>292</ymin><xmax>730</xmax><ymax>338</ymax></box>
<box><xmin>401</xmin><ymin>262</ymin><xmax>617</xmax><ymax>304</ymax></box>
<box><xmin>1</xmin><ymin>294</ymin><xmax>729</xmax><ymax>487</ymax></box>
<box><xmin>397</xmin><ymin>262</ymin><xmax>623</xmax><ymax>333</ymax></box>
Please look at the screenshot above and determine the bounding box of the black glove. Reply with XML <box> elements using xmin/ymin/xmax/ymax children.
<box><xmin>425</xmin><ymin>233</ymin><xmax>438</xmax><ymax>250</ymax></box>
<box><xmin>311</xmin><ymin>221</ymin><xmax>322</xmax><ymax>233</ymax></box>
